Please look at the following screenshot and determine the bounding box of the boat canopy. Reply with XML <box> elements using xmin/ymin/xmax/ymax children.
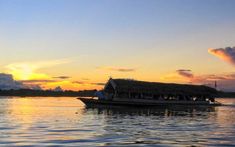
<box><xmin>104</xmin><ymin>78</ymin><xmax>217</xmax><ymax>97</ymax></box>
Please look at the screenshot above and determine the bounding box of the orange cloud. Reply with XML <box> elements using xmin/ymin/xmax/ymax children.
<box><xmin>208</xmin><ymin>47</ymin><xmax>235</xmax><ymax>65</ymax></box>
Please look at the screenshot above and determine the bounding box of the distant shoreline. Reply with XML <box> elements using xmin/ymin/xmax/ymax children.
<box><xmin>0</xmin><ymin>89</ymin><xmax>97</xmax><ymax>97</ymax></box>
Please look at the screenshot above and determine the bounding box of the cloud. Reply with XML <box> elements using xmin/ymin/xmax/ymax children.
<box><xmin>90</xmin><ymin>82</ymin><xmax>106</xmax><ymax>86</ymax></box>
<box><xmin>173</xmin><ymin>69</ymin><xmax>235</xmax><ymax>91</ymax></box>
<box><xmin>163</xmin><ymin>69</ymin><xmax>235</xmax><ymax>91</ymax></box>
<box><xmin>20</xmin><ymin>79</ymin><xmax>58</xmax><ymax>83</ymax></box>
<box><xmin>175</xmin><ymin>70</ymin><xmax>233</xmax><ymax>83</ymax></box>
<box><xmin>98</xmin><ymin>66</ymin><xmax>136</xmax><ymax>72</ymax></box>
<box><xmin>208</xmin><ymin>47</ymin><xmax>235</xmax><ymax>65</ymax></box>
<box><xmin>0</xmin><ymin>73</ymin><xmax>42</xmax><ymax>90</ymax></box>
<box><xmin>52</xmin><ymin>76</ymin><xmax>71</xmax><ymax>79</ymax></box>
<box><xmin>72</xmin><ymin>81</ymin><xmax>105</xmax><ymax>86</ymax></box>
<box><xmin>0</xmin><ymin>73</ymin><xmax>25</xmax><ymax>90</ymax></box>
<box><xmin>176</xmin><ymin>69</ymin><xmax>194</xmax><ymax>78</ymax></box>
<box><xmin>174</xmin><ymin>69</ymin><xmax>233</xmax><ymax>83</ymax></box>
<box><xmin>72</xmin><ymin>81</ymin><xmax>85</xmax><ymax>85</ymax></box>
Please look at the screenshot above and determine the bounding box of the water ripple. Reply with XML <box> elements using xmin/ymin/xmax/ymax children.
<box><xmin>0</xmin><ymin>97</ymin><xmax>234</xmax><ymax>146</ymax></box>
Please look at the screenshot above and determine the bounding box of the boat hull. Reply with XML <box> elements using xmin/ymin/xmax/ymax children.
<box><xmin>78</xmin><ymin>98</ymin><xmax>222</xmax><ymax>107</ymax></box>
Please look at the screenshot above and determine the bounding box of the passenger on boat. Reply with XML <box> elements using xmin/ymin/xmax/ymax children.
<box><xmin>209</xmin><ymin>97</ymin><xmax>215</xmax><ymax>102</ymax></box>
<box><xmin>95</xmin><ymin>91</ymin><xmax>106</xmax><ymax>100</ymax></box>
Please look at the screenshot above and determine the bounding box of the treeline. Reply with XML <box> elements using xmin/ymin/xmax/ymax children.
<box><xmin>217</xmin><ymin>91</ymin><xmax>235</xmax><ymax>98</ymax></box>
<box><xmin>0</xmin><ymin>89</ymin><xmax>97</xmax><ymax>97</ymax></box>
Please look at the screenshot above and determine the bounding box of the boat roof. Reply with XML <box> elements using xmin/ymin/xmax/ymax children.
<box><xmin>104</xmin><ymin>78</ymin><xmax>217</xmax><ymax>97</ymax></box>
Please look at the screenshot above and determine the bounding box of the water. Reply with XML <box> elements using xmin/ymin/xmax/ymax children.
<box><xmin>0</xmin><ymin>97</ymin><xmax>234</xmax><ymax>146</ymax></box>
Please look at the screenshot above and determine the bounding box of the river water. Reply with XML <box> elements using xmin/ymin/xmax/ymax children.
<box><xmin>0</xmin><ymin>97</ymin><xmax>234</xmax><ymax>146</ymax></box>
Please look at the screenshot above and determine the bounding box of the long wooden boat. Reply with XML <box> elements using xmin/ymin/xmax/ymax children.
<box><xmin>78</xmin><ymin>78</ymin><xmax>222</xmax><ymax>107</ymax></box>
<box><xmin>78</xmin><ymin>97</ymin><xmax>222</xmax><ymax>107</ymax></box>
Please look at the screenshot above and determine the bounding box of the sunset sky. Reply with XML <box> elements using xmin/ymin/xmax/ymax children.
<box><xmin>1</xmin><ymin>0</ymin><xmax>235</xmax><ymax>91</ymax></box>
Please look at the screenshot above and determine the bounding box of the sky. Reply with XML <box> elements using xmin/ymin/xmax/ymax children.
<box><xmin>0</xmin><ymin>0</ymin><xmax>235</xmax><ymax>91</ymax></box>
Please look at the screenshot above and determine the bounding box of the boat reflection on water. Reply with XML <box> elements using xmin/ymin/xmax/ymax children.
<box><xmin>80</xmin><ymin>99</ymin><xmax>234</xmax><ymax>146</ymax></box>
<box><xmin>83</xmin><ymin>105</ymin><xmax>216</xmax><ymax>117</ymax></box>
<box><xmin>81</xmin><ymin>106</ymin><xmax>222</xmax><ymax>146</ymax></box>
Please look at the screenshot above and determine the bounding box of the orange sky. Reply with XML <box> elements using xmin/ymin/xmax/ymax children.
<box><xmin>1</xmin><ymin>1</ymin><xmax>235</xmax><ymax>91</ymax></box>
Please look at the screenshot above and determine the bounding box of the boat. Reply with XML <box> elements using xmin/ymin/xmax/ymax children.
<box><xmin>78</xmin><ymin>78</ymin><xmax>222</xmax><ymax>107</ymax></box>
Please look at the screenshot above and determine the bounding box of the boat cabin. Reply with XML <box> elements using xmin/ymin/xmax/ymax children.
<box><xmin>102</xmin><ymin>78</ymin><xmax>217</xmax><ymax>102</ymax></box>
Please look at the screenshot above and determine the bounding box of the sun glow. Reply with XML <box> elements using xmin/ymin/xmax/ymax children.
<box><xmin>6</xmin><ymin>63</ymin><xmax>49</xmax><ymax>80</ymax></box>
<box><xmin>2</xmin><ymin>59</ymin><xmax>77</xmax><ymax>90</ymax></box>
<box><xmin>5</xmin><ymin>59</ymin><xmax>71</xmax><ymax>80</ymax></box>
